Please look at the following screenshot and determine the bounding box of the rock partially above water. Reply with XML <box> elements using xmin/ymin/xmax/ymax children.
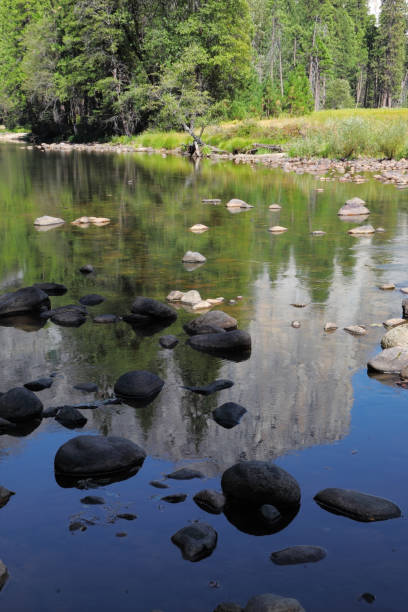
<box><xmin>162</xmin><ymin>493</ymin><xmax>187</xmax><ymax>504</ymax></box>
<box><xmin>0</xmin><ymin>286</ymin><xmax>50</xmax><ymax>317</ymax></box>
<box><xmin>381</xmin><ymin>324</ymin><xmax>408</xmax><ymax>349</ymax></box>
<box><xmin>0</xmin><ymin>560</ymin><xmax>8</xmax><ymax>590</ymax></box>
<box><xmin>0</xmin><ymin>387</ymin><xmax>43</xmax><ymax>422</ymax></box>
<box><xmin>34</xmin><ymin>215</ymin><xmax>65</xmax><ymax>226</ymax></box>
<box><xmin>114</xmin><ymin>370</ymin><xmax>164</xmax><ymax>404</ymax></box>
<box><xmin>348</xmin><ymin>225</ymin><xmax>375</xmax><ymax>235</ymax></box>
<box><xmin>182</xmin><ymin>251</ymin><xmax>207</xmax><ymax>263</ymax></box>
<box><xmin>193</xmin><ymin>489</ymin><xmax>225</xmax><ymax>514</ymax></box>
<box><xmin>93</xmin><ymin>314</ymin><xmax>118</xmax><ymax>324</ymax></box>
<box><xmin>184</xmin><ymin>310</ymin><xmax>237</xmax><ymax>335</ymax></box>
<box><xmin>270</xmin><ymin>545</ymin><xmax>327</xmax><ymax>565</ymax></box>
<box><xmin>80</xmin><ymin>495</ymin><xmax>105</xmax><ymax>505</ymax></box>
<box><xmin>188</xmin><ymin>330</ymin><xmax>251</xmax><ymax>355</ymax></box>
<box><xmin>310</xmin><ymin>230</ymin><xmax>326</xmax><ymax>236</ymax></box>
<box><xmin>226</xmin><ymin>198</ymin><xmax>252</xmax><ymax>209</ymax></box>
<box><xmin>189</xmin><ymin>224</ymin><xmax>209</xmax><ymax>233</ymax></box>
<box><xmin>383</xmin><ymin>318</ymin><xmax>405</xmax><ymax>329</ymax></box>
<box><xmin>33</xmin><ymin>282</ymin><xmax>67</xmax><ymax>296</ymax></box>
<box><xmin>344</xmin><ymin>325</ymin><xmax>367</xmax><ymax>336</ymax></box>
<box><xmin>131</xmin><ymin>297</ymin><xmax>177</xmax><ymax>320</ymax></box>
<box><xmin>379</xmin><ymin>283</ymin><xmax>395</xmax><ymax>291</ymax></box>
<box><xmin>221</xmin><ymin>461</ymin><xmax>301</xmax><ymax>509</ymax></box>
<box><xmin>314</xmin><ymin>488</ymin><xmax>401</xmax><ymax>522</ymax></box>
<box><xmin>182</xmin><ymin>379</ymin><xmax>234</xmax><ymax>396</ymax></box>
<box><xmin>212</xmin><ymin>402</ymin><xmax>247</xmax><ymax>429</ymax></box>
<box><xmin>55</xmin><ymin>406</ymin><xmax>87</xmax><ymax>429</ymax></box>
<box><xmin>338</xmin><ymin>197</ymin><xmax>370</xmax><ymax>216</ymax></box>
<box><xmin>181</xmin><ymin>290</ymin><xmax>202</xmax><ymax>306</ymax></box>
<box><xmin>269</xmin><ymin>204</ymin><xmax>282</xmax><ymax>210</ymax></box>
<box><xmin>79</xmin><ymin>294</ymin><xmax>105</xmax><ymax>306</ymax></box>
<box><xmin>74</xmin><ymin>382</ymin><xmax>98</xmax><ymax>392</ymax></box>
<box><xmin>244</xmin><ymin>593</ymin><xmax>305</xmax><ymax>612</ymax></box>
<box><xmin>268</xmin><ymin>226</ymin><xmax>287</xmax><ymax>233</ymax></box>
<box><xmin>159</xmin><ymin>335</ymin><xmax>178</xmax><ymax>349</ymax></box>
<box><xmin>171</xmin><ymin>522</ymin><xmax>217</xmax><ymax>562</ymax></box>
<box><xmin>324</xmin><ymin>322</ymin><xmax>338</xmax><ymax>332</ymax></box>
<box><xmin>166</xmin><ymin>468</ymin><xmax>204</xmax><ymax>480</ymax></box>
<box><xmin>47</xmin><ymin>304</ymin><xmax>88</xmax><ymax>327</ymax></box>
<box><xmin>166</xmin><ymin>290</ymin><xmax>185</xmax><ymax>302</ymax></box>
<box><xmin>0</xmin><ymin>486</ymin><xmax>15</xmax><ymax>508</ymax></box>
<box><xmin>367</xmin><ymin>347</ymin><xmax>408</xmax><ymax>373</ymax></box>
<box><xmin>79</xmin><ymin>264</ymin><xmax>94</xmax><ymax>274</ymax></box>
<box><xmin>54</xmin><ymin>435</ymin><xmax>146</xmax><ymax>477</ymax></box>
<box><xmin>24</xmin><ymin>377</ymin><xmax>54</xmax><ymax>391</ymax></box>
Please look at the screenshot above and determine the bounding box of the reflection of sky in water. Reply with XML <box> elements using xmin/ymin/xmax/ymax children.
<box><xmin>0</xmin><ymin>145</ymin><xmax>407</xmax><ymax>611</ymax></box>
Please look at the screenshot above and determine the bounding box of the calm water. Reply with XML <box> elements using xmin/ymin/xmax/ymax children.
<box><xmin>0</xmin><ymin>143</ymin><xmax>408</xmax><ymax>611</ymax></box>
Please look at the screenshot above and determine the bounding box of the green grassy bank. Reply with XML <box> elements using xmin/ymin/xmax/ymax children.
<box><xmin>112</xmin><ymin>108</ymin><xmax>408</xmax><ymax>160</ymax></box>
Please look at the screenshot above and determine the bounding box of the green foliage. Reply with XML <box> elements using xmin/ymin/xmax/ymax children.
<box><xmin>325</xmin><ymin>79</ymin><xmax>354</xmax><ymax>109</ymax></box>
<box><xmin>284</xmin><ymin>67</ymin><xmax>314</xmax><ymax>116</ymax></box>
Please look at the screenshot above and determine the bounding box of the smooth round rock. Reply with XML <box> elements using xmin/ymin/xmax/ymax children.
<box><xmin>381</xmin><ymin>325</ymin><xmax>408</xmax><ymax>349</ymax></box>
<box><xmin>221</xmin><ymin>461</ymin><xmax>301</xmax><ymax>509</ymax></box>
<box><xmin>324</xmin><ymin>322</ymin><xmax>338</xmax><ymax>332</ymax></box>
<box><xmin>367</xmin><ymin>347</ymin><xmax>408</xmax><ymax>373</ymax></box>
<box><xmin>348</xmin><ymin>225</ymin><xmax>375</xmax><ymax>235</ymax></box>
<box><xmin>48</xmin><ymin>304</ymin><xmax>88</xmax><ymax>327</ymax></box>
<box><xmin>54</xmin><ymin>435</ymin><xmax>146</xmax><ymax>477</ymax></box>
<box><xmin>338</xmin><ymin>198</ymin><xmax>370</xmax><ymax>216</ymax></box>
<box><xmin>74</xmin><ymin>382</ymin><xmax>98</xmax><ymax>392</ymax></box>
<box><xmin>314</xmin><ymin>488</ymin><xmax>401</xmax><ymax>522</ymax></box>
<box><xmin>162</xmin><ymin>493</ymin><xmax>187</xmax><ymax>504</ymax></box>
<box><xmin>344</xmin><ymin>325</ymin><xmax>367</xmax><ymax>336</ymax></box>
<box><xmin>182</xmin><ymin>251</ymin><xmax>207</xmax><ymax>263</ymax></box>
<box><xmin>131</xmin><ymin>297</ymin><xmax>177</xmax><ymax>320</ymax></box>
<box><xmin>0</xmin><ymin>286</ymin><xmax>50</xmax><ymax>317</ymax></box>
<box><xmin>55</xmin><ymin>407</ymin><xmax>87</xmax><ymax>429</ymax></box>
<box><xmin>244</xmin><ymin>593</ymin><xmax>305</xmax><ymax>612</ymax></box>
<box><xmin>114</xmin><ymin>370</ymin><xmax>164</xmax><ymax>402</ymax></box>
<box><xmin>182</xmin><ymin>379</ymin><xmax>234</xmax><ymax>396</ymax></box>
<box><xmin>270</xmin><ymin>545</ymin><xmax>326</xmax><ymax>565</ymax></box>
<box><xmin>0</xmin><ymin>387</ymin><xmax>43</xmax><ymax>422</ymax></box>
<box><xmin>226</xmin><ymin>198</ymin><xmax>251</xmax><ymax>209</ymax></box>
<box><xmin>171</xmin><ymin>522</ymin><xmax>217</xmax><ymax>562</ymax></box>
<box><xmin>193</xmin><ymin>489</ymin><xmax>225</xmax><ymax>514</ymax></box>
<box><xmin>166</xmin><ymin>468</ymin><xmax>204</xmax><ymax>480</ymax></box>
<box><xmin>268</xmin><ymin>226</ymin><xmax>287</xmax><ymax>233</ymax></box>
<box><xmin>93</xmin><ymin>314</ymin><xmax>118</xmax><ymax>324</ymax></box>
<box><xmin>79</xmin><ymin>264</ymin><xmax>94</xmax><ymax>274</ymax></box>
<box><xmin>184</xmin><ymin>310</ymin><xmax>237</xmax><ymax>335</ymax></box>
<box><xmin>24</xmin><ymin>377</ymin><xmax>54</xmax><ymax>391</ymax></box>
<box><xmin>212</xmin><ymin>402</ymin><xmax>247</xmax><ymax>429</ymax></box>
<box><xmin>159</xmin><ymin>335</ymin><xmax>178</xmax><ymax>349</ymax></box>
<box><xmin>188</xmin><ymin>330</ymin><xmax>251</xmax><ymax>354</ymax></box>
<box><xmin>79</xmin><ymin>294</ymin><xmax>105</xmax><ymax>306</ymax></box>
<box><xmin>33</xmin><ymin>282</ymin><xmax>67</xmax><ymax>296</ymax></box>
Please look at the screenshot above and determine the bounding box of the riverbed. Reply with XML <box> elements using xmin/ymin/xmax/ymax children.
<box><xmin>0</xmin><ymin>142</ymin><xmax>407</xmax><ymax>611</ymax></box>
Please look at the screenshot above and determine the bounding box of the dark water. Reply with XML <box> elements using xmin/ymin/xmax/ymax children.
<box><xmin>0</xmin><ymin>143</ymin><xmax>407</xmax><ymax>611</ymax></box>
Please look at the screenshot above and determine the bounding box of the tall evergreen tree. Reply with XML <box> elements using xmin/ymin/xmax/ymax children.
<box><xmin>376</xmin><ymin>0</ymin><xmax>407</xmax><ymax>107</ymax></box>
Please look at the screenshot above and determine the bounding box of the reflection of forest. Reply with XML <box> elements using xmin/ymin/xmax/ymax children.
<box><xmin>0</xmin><ymin>145</ymin><xmax>406</xmax><ymax>469</ymax></box>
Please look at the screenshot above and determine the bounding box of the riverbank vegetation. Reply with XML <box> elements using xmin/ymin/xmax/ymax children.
<box><xmin>1</xmin><ymin>1</ymin><xmax>407</xmax><ymax>142</ymax></box>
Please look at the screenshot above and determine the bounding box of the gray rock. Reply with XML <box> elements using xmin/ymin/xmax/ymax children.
<box><xmin>24</xmin><ymin>377</ymin><xmax>54</xmax><ymax>391</ymax></box>
<box><xmin>80</xmin><ymin>495</ymin><xmax>105</xmax><ymax>505</ymax></box>
<box><xmin>291</xmin><ymin>321</ymin><xmax>301</xmax><ymax>328</ymax></box>
<box><xmin>79</xmin><ymin>294</ymin><xmax>105</xmax><ymax>306</ymax></box>
<box><xmin>0</xmin><ymin>486</ymin><xmax>15</xmax><ymax>508</ymax></box>
<box><xmin>213</xmin><ymin>402</ymin><xmax>247</xmax><ymax>429</ymax></box>
<box><xmin>344</xmin><ymin>325</ymin><xmax>367</xmax><ymax>336</ymax></box>
<box><xmin>0</xmin><ymin>286</ymin><xmax>50</xmax><ymax>317</ymax></box>
<box><xmin>42</xmin><ymin>406</ymin><xmax>59</xmax><ymax>418</ymax></box>
<box><xmin>338</xmin><ymin>197</ymin><xmax>370</xmax><ymax>216</ymax></box>
<box><xmin>93</xmin><ymin>314</ymin><xmax>118</xmax><ymax>324</ymax></box>
<box><xmin>46</xmin><ymin>304</ymin><xmax>88</xmax><ymax>327</ymax></box>
<box><xmin>244</xmin><ymin>593</ymin><xmax>305</xmax><ymax>612</ymax></box>
<box><xmin>79</xmin><ymin>264</ymin><xmax>94</xmax><ymax>274</ymax></box>
<box><xmin>55</xmin><ymin>406</ymin><xmax>87</xmax><ymax>429</ymax></box>
<box><xmin>193</xmin><ymin>489</ymin><xmax>225</xmax><ymax>514</ymax></box>
<box><xmin>221</xmin><ymin>461</ymin><xmax>301</xmax><ymax>509</ymax></box>
<box><xmin>114</xmin><ymin>370</ymin><xmax>164</xmax><ymax>403</ymax></box>
<box><xmin>131</xmin><ymin>297</ymin><xmax>177</xmax><ymax>320</ymax></box>
<box><xmin>171</xmin><ymin>522</ymin><xmax>217</xmax><ymax>562</ymax></box>
<box><xmin>367</xmin><ymin>347</ymin><xmax>408</xmax><ymax>373</ymax></box>
<box><xmin>0</xmin><ymin>560</ymin><xmax>9</xmax><ymax>590</ymax></box>
<box><xmin>0</xmin><ymin>387</ymin><xmax>43</xmax><ymax>422</ymax></box>
<box><xmin>34</xmin><ymin>215</ymin><xmax>65</xmax><ymax>226</ymax></box>
<box><xmin>184</xmin><ymin>310</ymin><xmax>237</xmax><ymax>335</ymax></box>
<box><xmin>161</xmin><ymin>493</ymin><xmax>187</xmax><ymax>503</ymax></box>
<box><xmin>54</xmin><ymin>435</ymin><xmax>146</xmax><ymax>477</ymax></box>
<box><xmin>213</xmin><ymin>604</ymin><xmax>243</xmax><ymax>612</ymax></box>
<box><xmin>117</xmin><ymin>513</ymin><xmax>137</xmax><ymax>520</ymax></box>
<box><xmin>166</xmin><ymin>468</ymin><xmax>204</xmax><ymax>480</ymax></box>
<box><xmin>348</xmin><ymin>225</ymin><xmax>375</xmax><ymax>235</ymax></box>
<box><xmin>381</xmin><ymin>324</ymin><xmax>408</xmax><ymax>349</ymax></box>
<box><xmin>181</xmin><ymin>290</ymin><xmax>202</xmax><ymax>306</ymax></box>
<box><xmin>74</xmin><ymin>382</ymin><xmax>98</xmax><ymax>392</ymax></box>
<box><xmin>188</xmin><ymin>330</ymin><xmax>251</xmax><ymax>354</ymax></box>
<box><xmin>159</xmin><ymin>335</ymin><xmax>178</xmax><ymax>349</ymax></box>
<box><xmin>182</xmin><ymin>379</ymin><xmax>234</xmax><ymax>396</ymax></box>
<box><xmin>270</xmin><ymin>545</ymin><xmax>326</xmax><ymax>565</ymax></box>
<box><xmin>226</xmin><ymin>198</ymin><xmax>252</xmax><ymax>209</ymax></box>
<box><xmin>314</xmin><ymin>488</ymin><xmax>401</xmax><ymax>522</ymax></box>
<box><xmin>182</xmin><ymin>251</ymin><xmax>207</xmax><ymax>263</ymax></box>
<box><xmin>33</xmin><ymin>282</ymin><xmax>67</xmax><ymax>296</ymax></box>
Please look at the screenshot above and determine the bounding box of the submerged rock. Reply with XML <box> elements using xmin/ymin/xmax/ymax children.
<box><xmin>244</xmin><ymin>593</ymin><xmax>305</xmax><ymax>612</ymax></box>
<box><xmin>171</xmin><ymin>522</ymin><xmax>217</xmax><ymax>562</ymax></box>
<box><xmin>149</xmin><ymin>481</ymin><xmax>169</xmax><ymax>489</ymax></box>
<box><xmin>221</xmin><ymin>461</ymin><xmax>301</xmax><ymax>509</ymax></box>
<box><xmin>270</xmin><ymin>545</ymin><xmax>327</xmax><ymax>565</ymax></box>
<box><xmin>184</xmin><ymin>310</ymin><xmax>237</xmax><ymax>335</ymax></box>
<box><xmin>314</xmin><ymin>488</ymin><xmax>401</xmax><ymax>521</ymax></box>
<box><xmin>193</xmin><ymin>489</ymin><xmax>225</xmax><ymax>514</ymax></box>
<box><xmin>182</xmin><ymin>251</ymin><xmax>207</xmax><ymax>263</ymax></box>
<box><xmin>130</xmin><ymin>297</ymin><xmax>177</xmax><ymax>320</ymax></box>
<box><xmin>114</xmin><ymin>370</ymin><xmax>164</xmax><ymax>405</ymax></box>
<box><xmin>161</xmin><ymin>493</ymin><xmax>187</xmax><ymax>504</ymax></box>
<box><xmin>93</xmin><ymin>314</ymin><xmax>118</xmax><ymax>324</ymax></box>
<box><xmin>166</xmin><ymin>467</ymin><xmax>204</xmax><ymax>480</ymax></box>
<box><xmin>0</xmin><ymin>286</ymin><xmax>50</xmax><ymax>317</ymax></box>
<box><xmin>79</xmin><ymin>294</ymin><xmax>105</xmax><ymax>306</ymax></box>
<box><xmin>188</xmin><ymin>330</ymin><xmax>251</xmax><ymax>355</ymax></box>
<box><xmin>74</xmin><ymin>382</ymin><xmax>98</xmax><ymax>392</ymax></box>
<box><xmin>212</xmin><ymin>402</ymin><xmax>247</xmax><ymax>429</ymax></box>
<box><xmin>159</xmin><ymin>335</ymin><xmax>178</xmax><ymax>349</ymax></box>
<box><xmin>55</xmin><ymin>406</ymin><xmax>87</xmax><ymax>429</ymax></box>
<box><xmin>338</xmin><ymin>197</ymin><xmax>370</xmax><ymax>216</ymax></box>
<box><xmin>224</xmin><ymin>501</ymin><xmax>298</xmax><ymax>536</ymax></box>
<box><xmin>24</xmin><ymin>377</ymin><xmax>54</xmax><ymax>391</ymax></box>
<box><xmin>33</xmin><ymin>282</ymin><xmax>67</xmax><ymax>296</ymax></box>
<box><xmin>311</xmin><ymin>230</ymin><xmax>326</xmax><ymax>236</ymax></box>
<box><xmin>182</xmin><ymin>379</ymin><xmax>234</xmax><ymax>396</ymax></box>
<box><xmin>34</xmin><ymin>215</ymin><xmax>65</xmax><ymax>226</ymax></box>
<box><xmin>0</xmin><ymin>387</ymin><xmax>43</xmax><ymax>422</ymax></box>
<box><xmin>367</xmin><ymin>347</ymin><xmax>408</xmax><ymax>373</ymax></box>
<box><xmin>54</xmin><ymin>435</ymin><xmax>146</xmax><ymax>477</ymax></box>
<box><xmin>0</xmin><ymin>560</ymin><xmax>9</xmax><ymax>590</ymax></box>
<box><xmin>45</xmin><ymin>304</ymin><xmax>87</xmax><ymax>327</ymax></box>
<box><xmin>381</xmin><ymin>325</ymin><xmax>408</xmax><ymax>349</ymax></box>
<box><xmin>0</xmin><ymin>486</ymin><xmax>15</xmax><ymax>509</ymax></box>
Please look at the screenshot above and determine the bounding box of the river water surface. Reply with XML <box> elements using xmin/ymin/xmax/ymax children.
<box><xmin>0</xmin><ymin>143</ymin><xmax>407</xmax><ymax>611</ymax></box>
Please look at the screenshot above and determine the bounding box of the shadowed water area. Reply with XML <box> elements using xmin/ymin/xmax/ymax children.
<box><xmin>0</xmin><ymin>143</ymin><xmax>407</xmax><ymax>611</ymax></box>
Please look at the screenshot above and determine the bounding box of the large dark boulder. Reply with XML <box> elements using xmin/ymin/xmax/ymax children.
<box><xmin>244</xmin><ymin>593</ymin><xmax>305</xmax><ymax>612</ymax></box>
<box><xmin>33</xmin><ymin>282</ymin><xmax>67</xmax><ymax>296</ymax></box>
<box><xmin>131</xmin><ymin>297</ymin><xmax>177</xmax><ymax>320</ymax></box>
<box><xmin>55</xmin><ymin>406</ymin><xmax>87</xmax><ymax>429</ymax></box>
<box><xmin>221</xmin><ymin>461</ymin><xmax>301</xmax><ymax>510</ymax></box>
<box><xmin>314</xmin><ymin>488</ymin><xmax>401</xmax><ymax>522</ymax></box>
<box><xmin>270</xmin><ymin>545</ymin><xmax>327</xmax><ymax>566</ymax></box>
<box><xmin>79</xmin><ymin>294</ymin><xmax>105</xmax><ymax>306</ymax></box>
<box><xmin>188</xmin><ymin>330</ymin><xmax>251</xmax><ymax>358</ymax></box>
<box><xmin>114</xmin><ymin>370</ymin><xmax>164</xmax><ymax>405</ymax></box>
<box><xmin>0</xmin><ymin>286</ymin><xmax>50</xmax><ymax>317</ymax></box>
<box><xmin>24</xmin><ymin>377</ymin><xmax>54</xmax><ymax>391</ymax></box>
<box><xmin>213</xmin><ymin>402</ymin><xmax>247</xmax><ymax>429</ymax></box>
<box><xmin>54</xmin><ymin>435</ymin><xmax>146</xmax><ymax>477</ymax></box>
<box><xmin>184</xmin><ymin>310</ymin><xmax>237</xmax><ymax>335</ymax></box>
<box><xmin>0</xmin><ymin>387</ymin><xmax>43</xmax><ymax>422</ymax></box>
<box><xmin>223</xmin><ymin>501</ymin><xmax>298</xmax><ymax>536</ymax></box>
<box><xmin>171</xmin><ymin>522</ymin><xmax>217</xmax><ymax>562</ymax></box>
<box><xmin>43</xmin><ymin>304</ymin><xmax>88</xmax><ymax>327</ymax></box>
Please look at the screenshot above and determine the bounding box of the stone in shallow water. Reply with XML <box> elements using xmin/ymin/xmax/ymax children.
<box><xmin>244</xmin><ymin>593</ymin><xmax>305</xmax><ymax>612</ymax></box>
<box><xmin>166</xmin><ymin>468</ymin><xmax>204</xmax><ymax>480</ymax></box>
<box><xmin>24</xmin><ymin>377</ymin><xmax>54</xmax><ymax>391</ymax></box>
<box><xmin>221</xmin><ymin>461</ymin><xmax>301</xmax><ymax>509</ymax></box>
<box><xmin>379</xmin><ymin>283</ymin><xmax>395</xmax><ymax>291</ymax></box>
<box><xmin>344</xmin><ymin>325</ymin><xmax>367</xmax><ymax>336</ymax></box>
<box><xmin>47</xmin><ymin>304</ymin><xmax>88</xmax><ymax>327</ymax></box>
<box><xmin>314</xmin><ymin>488</ymin><xmax>401</xmax><ymax>522</ymax></box>
<box><xmin>33</xmin><ymin>282</ymin><xmax>67</xmax><ymax>296</ymax></box>
<box><xmin>114</xmin><ymin>370</ymin><xmax>164</xmax><ymax>404</ymax></box>
<box><xmin>383</xmin><ymin>318</ymin><xmax>405</xmax><ymax>329</ymax></box>
<box><xmin>213</xmin><ymin>604</ymin><xmax>243</xmax><ymax>612</ymax></box>
<box><xmin>337</xmin><ymin>198</ymin><xmax>370</xmax><ymax>216</ymax></box>
<box><xmin>159</xmin><ymin>335</ymin><xmax>178</xmax><ymax>349</ymax></box>
<box><xmin>367</xmin><ymin>347</ymin><xmax>408</xmax><ymax>373</ymax></box>
<box><xmin>181</xmin><ymin>290</ymin><xmax>202</xmax><ymax>306</ymax></box>
<box><xmin>193</xmin><ymin>489</ymin><xmax>225</xmax><ymax>514</ymax></box>
<box><xmin>182</xmin><ymin>379</ymin><xmax>234</xmax><ymax>396</ymax></box>
<box><xmin>182</xmin><ymin>251</ymin><xmax>207</xmax><ymax>263</ymax></box>
<box><xmin>131</xmin><ymin>297</ymin><xmax>177</xmax><ymax>320</ymax></box>
<box><xmin>270</xmin><ymin>545</ymin><xmax>327</xmax><ymax>565</ymax></box>
<box><xmin>149</xmin><ymin>481</ymin><xmax>169</xmax><ymax>489</ymax></box>
<box><xmin>80</xmin><ymin>495</ymin><xmax>105</xmax><ymax>505</ymax></box>
<box><xmin>93</xmin><ymin>314</ymin><xmax>118</xmax><ymax>324</ymax></box>
<box><xmin>74</xmin><ymin>382</ymin><xmax>98</xmax><ymax>392</ymax></box>
<box><xmin>189</xmin><ymin>224</ymin><xmax>209</xmax><ymax>233</ymax></box>
<box><xmin>0</xmin><ymin>560</ymin><xmax>9</xmax><ymax>590</ymax></box>
<box><xmin>166</xmin><ymin>290</ymin><xmax>185</xmax><ymax>302</ymax></box>
<box><xmin>348</xmin><ymin>225</ymin><xmax>375</xmax><ymax>235</ymax></box>
<box><xmin>226</xmin><ymin>198</ymin><xmax>252</xmax><ymax>209</ymax></box>
<box><xmin>79</xmin><ymin>294</ymin><xmax>105</xmax><ymax>306</ymax></box>
<box><xmin>161</xmin><ymin>493</ymin><xmax>187</xmax><ymax>504</ymax></box>
<box><xmin>324</xmin><ymin>322</ymin><xmax>338</xmax><ymax>332</ymax></box>
<box><xmin>0</xmin><ymin>387</ymin><xmax>43</xmax><ymax>422</ymax></box>
<box><xmin>55</xmin><ymin>406</ymin><xmax>87</xmax><ymax>429</ymax></box>
<box><xmin>268</xmin><ymin>226</ymin><xmax>287</xmax><ymax>233</ymax></box>
<box><xmin>171</xmin><ymin>522</ymin><xmax>217</xmax><ymax>562</ymax></box>
<box><xmin>184</xmin><ymin>310</ymin><xmax>237</xmax><ymax>335</ymax></box>
<box><xmin>34</xmin><ymin>215</ymin><xmax>65</xmax><ymax>226</ymax></box>
<box><xmin>79</xmin><ymin>264</ymin><xmax>94</xmax><ymax>274</ymax></box>
<box><xmin>212</xmin><ymin>402</ymin><xmax>247</xmax><ymax>429</ymax></box>
<box><xmin>188</xmin><ymin>330</ymin><xmax>251</xmax><ymax>355</ymax></box>
<box><xmin>381</xmin><ymin>325</ymin><xmax>408</xmax><ymax>349</ymax></box>
<box><xmin>0</xmin><ymin>486</ymin><xmax>15</xmax><ymax>509</ymax></box>
<box><xmin>0</xmin><ymin>286</ymin><xmax>50</xmax><ymax>317</ymax></box>
<box><xmin>54</xmin><ymin>435</ymin><xmax>146</xmax><ymax>477</ymax></box>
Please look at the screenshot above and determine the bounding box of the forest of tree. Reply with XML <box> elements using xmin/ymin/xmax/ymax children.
<box><xmin>0</xmin><ymin>0</ymin><xmax>407</xmax><ymax>139</ymax></box>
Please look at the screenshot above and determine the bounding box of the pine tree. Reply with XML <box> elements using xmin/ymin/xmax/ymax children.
<box><xmin>377</xmin><ymin>0</ymin><xmax>407</xmax><ymax>107</ymax></box>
